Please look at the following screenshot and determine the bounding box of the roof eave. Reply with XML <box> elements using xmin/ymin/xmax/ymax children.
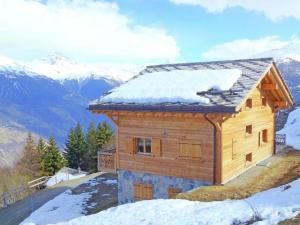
<box><xmin>88</xmin><ymin>103</ymin><xmax>236</xmax><ymax>114</ymax></box>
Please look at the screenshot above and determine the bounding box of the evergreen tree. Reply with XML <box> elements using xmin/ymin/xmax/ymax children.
<box><xmin>18</xmin><ymin>133</ymin><xmax>42</xmax><ymax>178</ymax></box>
<box><xmin>42</xmin><ymin>136</ymin><xmax>65</xmax><ymax>176</ymax></box>
<box><xmin>96</xmin><ymin>121</ymin><xmax>113</xmax><ymax>150</ymax></box>
<box><xmin>64</xmin><ymin>128</ymin><xmax>77</xmax><ymax>169</ymax></box>
<box><xmin>36</xmin><ymin>137</ymin><xmax>46</xmax><ymax>157</ymax></box>
<box><xmin>85</xmin><ymin>122</ymin><xmax>98</xmax><ymax>172</ymax></box>
<box><xmin>64</xmin><ymin>123</ymin><xmax>87</xmax><ymax>170</ymax></box>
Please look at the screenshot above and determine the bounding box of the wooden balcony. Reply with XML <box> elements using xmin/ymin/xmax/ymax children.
<box><xmin>98</xmin><ymin>149</ymin><xmax>117</xmax><ymax>173</ymax></box>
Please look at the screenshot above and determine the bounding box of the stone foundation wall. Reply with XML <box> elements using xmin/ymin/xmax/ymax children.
<box><xmin>118</xmin><ymin>170</ymin><xmax>211</xmax><ymax>204</ymax></box>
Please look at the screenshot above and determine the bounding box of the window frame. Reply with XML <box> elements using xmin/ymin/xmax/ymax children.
<box><xmin>135</xmin><ymin>137</ymin><xmax>152</xmax><ymax>155</ymax></box>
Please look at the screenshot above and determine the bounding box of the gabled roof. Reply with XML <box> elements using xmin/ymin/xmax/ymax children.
<box><xmin>89</xmin><ymin>58</ymin><xmax>293</xmax><ymax>113</ymax></box>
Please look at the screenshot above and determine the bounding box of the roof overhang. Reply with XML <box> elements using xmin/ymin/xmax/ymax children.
<box><xmin>88</xmin><ymin>103</ymin><xmax>236</xmax><ymax>114</ymax></box>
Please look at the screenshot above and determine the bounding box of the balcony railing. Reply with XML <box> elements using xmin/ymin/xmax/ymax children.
<box><xmin>98</xmin><ymin>149</ymin><xmax>116</xmax><ymax>173</ymax></box>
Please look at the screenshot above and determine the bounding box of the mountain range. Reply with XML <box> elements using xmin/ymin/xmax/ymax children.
<box><xmin>0</xmin><ymin>55</ymin><xmax>128</xmax><ymax>168</ymax></box>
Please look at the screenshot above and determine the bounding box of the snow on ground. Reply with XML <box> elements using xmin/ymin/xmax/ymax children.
<box><xmin>20</xmin><ymin>190</ymin><xmax>93</xmax><ymax>225</ymax></box>
<box><xmin>45</xmin><ymin>177</ymin><xmax>300</xmax><ymax>225</ymax></box>
<box><xmin>46</xmin><ymin>172</ymin><xmax>87</xmax><ymax>187</ymax></box>
<box><xmin>98</xmin><ymin>69</ymin><xmax>242</xmax><ymax>104</ymax></box>
<box><xmin>21</xmin><ymin>175</ymin><xmax>117</xmax><ymax>225</ymax></box>
<box><xmin>277</xmin><ymin>108</ymin><xmax>300</xmax><ymax>149</ymax></box>
<box><xmin>103</xmin><ymin>179</ymin><xmax>118</xmax><ymax>185</ymax></box>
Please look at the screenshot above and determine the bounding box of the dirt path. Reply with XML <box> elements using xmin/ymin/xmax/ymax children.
<box><xmin>0</xmin><ymin>173</ymin><xmax>102</xmax><ymax>225</ymax></box>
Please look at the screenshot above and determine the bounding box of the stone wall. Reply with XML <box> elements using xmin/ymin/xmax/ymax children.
<box><xmin>118</xmin><ymin>170</ymin><xmax>211</xmax><ymax>204</ymax></box>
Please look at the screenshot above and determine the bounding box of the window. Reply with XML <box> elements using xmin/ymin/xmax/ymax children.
<box><xmin>246</xmin><ymin>153</ymin><xmax>252</xmax><ymax>162</ymax></box>
<box><xmin>246</xmin><ymin>98</ymin><xmax>252</xmax><ymax>109</ymax></box>
<box><xmin>168</xmin><ymin>187</ymin><xmax>181</xmax><ymax>198</ymax></box>
<box><xmin>134</xmin><ymin>183</ymin><xmax>153</xmax><ymax>201</ymax></box>
<box><xmin>262</xmin><ymin>129</ymin><xmax>268</xmax><ymax>143</ymax></box>
<box><xmin>245</xmin><ymin>153</ymin><xmax>252</xmax><ymax>167</ymax></box>
<box><xmin>179</xmin><ymin>141</ymin><xmax>202</xmax><ymax>159</ymax></box>
<box><xmin>262</xmin><ymin>97</ymin><xmax>267</xmax><ymax>107</ymax></box>
<box><xmin>136</xmin><ymin>138</ymin><xmax>152</xmax><ymax>154</ymax></box>
<box><xmin>245</xmin><ymin>125</ymin><xmax>252</xmax><ymax>136</ymax></box>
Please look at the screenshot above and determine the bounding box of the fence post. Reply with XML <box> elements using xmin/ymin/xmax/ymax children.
<box><xmin>3</xmin><ymin>193</ymin><xmax>8</xmax><ymax>208</ymax></box>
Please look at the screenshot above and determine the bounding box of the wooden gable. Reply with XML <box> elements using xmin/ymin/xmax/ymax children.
<box><xmin>236</xmin><ymin>63</ymin><xmax>294</xmax><ymax>112</ymax></box>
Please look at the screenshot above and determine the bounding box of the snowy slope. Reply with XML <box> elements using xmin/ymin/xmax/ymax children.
<box><xmin>22</xmin><ymin>177</ymin><xmax>300</xmax><ymax>225</ymax></box>
<box><xmin>277</xmin><ymin>108</ymin><xmax>300</xmax><ymax>149</ymax></box>
<box><xmin>20</xmin><ymin>176</ymin><xmax>118</xmax><ymax>225</ymax></box>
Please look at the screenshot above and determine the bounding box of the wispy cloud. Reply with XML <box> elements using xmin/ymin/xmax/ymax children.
<box><xmin>0</xmin><ymin>0</ymin><xmax>179</xmax><ymax>62</ymax></box>
<box><xmin>201</xmin><ymin>36</ymin><xmax>300</xmax><ymax>60</ymax></box>
<box><xmin>170</xmin><ymin>0</ymin><xmax>300</xmax><ymax>21</ymax></box>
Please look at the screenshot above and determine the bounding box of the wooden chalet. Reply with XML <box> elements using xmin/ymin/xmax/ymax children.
<box><xmin>89</xmin><ymin>58</ymin><xmax>294</xmax><ymax>204</ymax></box>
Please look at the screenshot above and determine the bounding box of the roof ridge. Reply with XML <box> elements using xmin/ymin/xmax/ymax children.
<box><xmin>146</xmin><ymin>57</ymin><xmax>274</xmax><ymax>69</ymax></box>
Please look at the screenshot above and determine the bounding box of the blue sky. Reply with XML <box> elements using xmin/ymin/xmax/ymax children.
<box><xmin>0</xmin><ymin>0</ymin><xmax>300</xmax><ymax>64</ymax></box>
<box><xmin>113</xmin><ymin>0</ymin><xmax>300</xmax><ymax>61</ymax></box>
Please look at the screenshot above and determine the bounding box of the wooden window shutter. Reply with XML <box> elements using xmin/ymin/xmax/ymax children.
<box><xmin>134</xmin><ymin>183</ymin><xmax>142</xmax><ymax>200</ymax></box>
<box><xmin>179</xmin><ymin>143</ymin><xmax>189</xmax><ymax>158</ymax></box>
<box><xmin>126</xmin><ymin>137</ymin><xmax>135</xmax><ymax>154</ymax></box>
<box><xmin>191</xmin><ymin>144</ymin><xmax>201</xmax><ymax>158</ymax></box>
<box><xmin>152</xmin><ymin>138</ymin><xmax>161</xmax><ymax>157</ymax></box>
<box><xmin>134</xmin><ymin>183</ymin><xmax>153</xmax><ymax>200</ymax></box>
<box><xmin>179</xmin><ymin>141</ymin><xmax>201</xmax><ymax>159</ymax></box>
<box><xmin>144</xmin><ymin>184</ymin><xmax>153</xmax><ymax>200</ymax></box>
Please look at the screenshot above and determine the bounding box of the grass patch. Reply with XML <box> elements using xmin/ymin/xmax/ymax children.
<box><xmin>176</xmin><ymin>149</ymin><xmax>300</xmax><ymax>202</ymax></box>
<box><xmin>279</xmin><ymin>214</ymin><xmax>300</xmax><ymax>225</ymax></box>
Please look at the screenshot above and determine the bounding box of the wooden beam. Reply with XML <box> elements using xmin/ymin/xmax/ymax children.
<box><xmin>275</xmin><ymin>101</ymin><xmax>287</xmax><ymax>108</ymax></box>
<box><xmin>261</xmin><ymin>83</ymin><xmax>278</xmax><ymax>90</ymax></box>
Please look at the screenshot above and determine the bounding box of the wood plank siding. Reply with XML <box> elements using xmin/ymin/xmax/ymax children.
<box><xmin>117</xmin><ymin>114</ymin><xmax>215</xmax><ymax>182</ymax></box>
<box><xmin>221</xmin><ymin>87</ymin><xmax>275</xmax><ymax>183</ymax></box>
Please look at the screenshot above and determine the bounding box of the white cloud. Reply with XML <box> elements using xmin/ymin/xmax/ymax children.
<box><xmin>0</xmin><ymin>0</ymin><xmax>179</xmax><ymax>62</ymax></box>
<box><xmin>201</xmin><ymin>36</ymin><xmax>300</xmax><ymax>60</ymax></box>
<box><xmin>170</xmin><ymin>0</ymin><xmax>300</xmax><ymax>21</ymax></box>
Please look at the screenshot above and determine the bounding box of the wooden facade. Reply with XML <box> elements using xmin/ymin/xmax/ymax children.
<box><xmin>92</xmin><ymin>64</ymin><xmax>294</xmax><ymax>185</ymax></box>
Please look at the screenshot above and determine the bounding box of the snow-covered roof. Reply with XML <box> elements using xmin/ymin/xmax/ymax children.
<box><xmin>90</xmin><ymin>58</ymin><xmax>275</xmax><ymax>113</ymax></box>
<box><xmin>100</xmin><ymin>69</ymin><xmax>242</xmax><ymax>104</ymax></box>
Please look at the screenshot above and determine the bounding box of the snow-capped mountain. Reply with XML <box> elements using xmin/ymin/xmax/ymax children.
<box><xmin>0</xmin><ymin>54</ymin><xmax>126</xmax><ymax>168</ymax></box>
<box><xmin>254</xmin><ymin>38</ymin><xmax>300</xmax><ymax>61</ymax></box>
<box><xmin>277</xmin><ymin>58</ymin><xmax>300</xmax><ymax>103</ymax></box>
<box><xmin>27</xmin><ymin>53</ymin><xmax>142</xmax><ymax>82</ymax></box>
<box><xmin>252</xmin><ymin>41</ymin><xmax>300</xmax><ymax>103</ymax></box>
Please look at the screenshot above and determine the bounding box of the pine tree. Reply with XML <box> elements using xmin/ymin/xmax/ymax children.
<box><xmin>64</xmin><ymin>128</ymin><xmax>77</xmax><ymax>169</ymax></box>
<box><xmin>96</xmin><ymin>121</ymin><xmax>113</xmax><ymax>150</ymax></box>
<box><xmin>85</xmin><ymin>122</ymin><xmax>98</xmax><ymax>172</ymax></box>
<box><xmin>42</xmin><ymin>136</ymin><xmax>66</xmax><ymax>176</ymax></box>
<box><xmin>36</xmin><ymin>137</ymin><xmax>46</xmax><ymax>157</ymax></box>
<box><xmin>64</xmin><ymin>123</ymin><xmax>87</xmax><ymax>170</ymax></box>
<box><xmin>18</xmin><ymin>133</ymin><xmax>42</xmax><ymax>178</ymax></box>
